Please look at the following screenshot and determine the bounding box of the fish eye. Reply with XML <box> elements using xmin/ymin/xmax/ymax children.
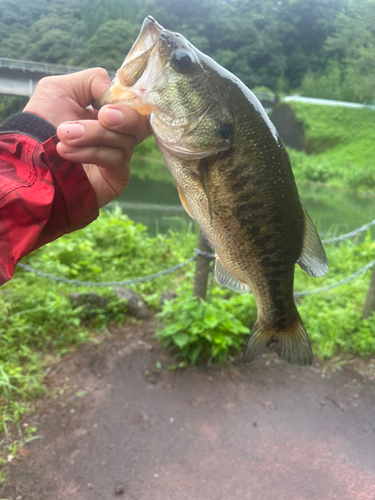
<box><xmin>171</xmin><ymin>50</ymin><xmax>194</xmax><ymax>73</ymax></box>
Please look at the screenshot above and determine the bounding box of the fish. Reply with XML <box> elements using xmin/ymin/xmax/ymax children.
<box><xmin>93</xmin><ymin>16</ymin><xmax>328</xmax><ymax>366</ymax></box>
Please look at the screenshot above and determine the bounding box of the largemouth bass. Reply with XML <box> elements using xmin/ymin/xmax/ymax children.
<box><xmin>93</xmin><ymin>16</ymin><xmax>328</xmax><ymax>366</ymax></box>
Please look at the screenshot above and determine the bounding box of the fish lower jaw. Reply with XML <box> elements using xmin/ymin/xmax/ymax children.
<box><xmin>114</xmin><ymin>87</ymin><xmax>152</xmax><ymax>115</ymax></box>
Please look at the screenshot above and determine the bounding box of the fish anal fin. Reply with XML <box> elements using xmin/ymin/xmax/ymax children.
<box><xmin>177</xmin><ymin>185</ymin><xmax>195</xmax><ymax>220</ymax></box>
<box><xmin>243</xmin><ymin>315</ymin><xmax>313</xmax><ymax>366</ymax></box>
<box><xmin>214</xmin><ymin>258</ymin><xmax>250</xmax><ymax>295</ymax></box>
<box><xmin>297</xmin><ymin>208</ymin><xmax>328</xmax><ymax>278</ymax></box>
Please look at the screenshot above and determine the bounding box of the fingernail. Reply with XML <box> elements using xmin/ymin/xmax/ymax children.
<box><xmin>103</xmin><ymin>108</ymin><xmax>124</xmax><ymax>126</ymax></box>
<box><xmin>59</xmin><ymin>123</ymin><xmax>84</xmax><ymax>140</ymax></box>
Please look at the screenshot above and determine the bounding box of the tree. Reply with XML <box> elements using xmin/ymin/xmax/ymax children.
<box><xmin>0</xmin><ymin>33</ymin><xmax>29</xmax><ymax>59</ymax></box>
<box><xmin>326</xmin><ymin>0</ymin><xmax>375</xmax><ymax>72</ymax></box>
<box><xmin>82</xmin><ymin>0</ymin><xmax>141</xmax><ymax>38</ymax></box>
<box><xmin>73</xmin><ymin>19</ymin><xmax>141</xmax><ymax>69</ymax></box>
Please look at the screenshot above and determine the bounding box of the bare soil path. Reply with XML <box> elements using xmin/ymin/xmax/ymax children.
<box><xmin>2</xmin><ymin>322</ymin><xmax>375</xmax><ymax>500</ymax></box>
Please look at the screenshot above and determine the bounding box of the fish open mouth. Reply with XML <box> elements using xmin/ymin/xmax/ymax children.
<box><xmin>92</xmin><ymin>16</ymin><xmax>164</xmax><ymax>114</ymax></box>
<box><xmin>124</xmin><ymin>16</ymin><xmax>163</xmax><ymax>68</ymax></box>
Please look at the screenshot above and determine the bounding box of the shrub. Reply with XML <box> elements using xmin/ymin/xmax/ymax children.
<box><xmin>156</xmin><ymin>293</ymin><xmax>251</xmax><ymax>365</ymax></box>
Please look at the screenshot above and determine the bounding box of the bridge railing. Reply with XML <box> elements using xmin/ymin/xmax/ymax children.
<box><xmin>0</xmin><ymin>57</ymin><xmax>116</xmax><ymax>79</ymax></box>
<box><xmin>0</xmin><ymin>57</ymin><xmax>86</xmax><ymax>75</ymax></box>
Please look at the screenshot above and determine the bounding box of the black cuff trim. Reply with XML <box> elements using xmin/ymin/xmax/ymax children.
<box><xmin>0</xmin><ymin>112</ymin><xmax>57</xmax><ymax>143</ymax></box>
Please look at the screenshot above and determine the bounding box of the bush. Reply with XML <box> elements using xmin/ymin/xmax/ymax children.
<box><xmin>156</xmin><ymin>293</ymin><xmax>251</xmax><ymax>365</ymax></box>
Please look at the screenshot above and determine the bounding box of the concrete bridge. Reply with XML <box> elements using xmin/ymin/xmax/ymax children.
<box><xmin>0</xmin><ymin>57</ymin><xmax>278</xmax><ymax>107</ymax></box>
<box><xmin>0</xmin><ymin>57</ymin><xmax>115</xmax><ymax>97</ymax></box>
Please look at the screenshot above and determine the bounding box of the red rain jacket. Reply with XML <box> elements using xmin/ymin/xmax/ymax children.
<box><xmin>0</xmin><ymin>112</ymin><xmax>99</xmax><ymax>286</ymax></box>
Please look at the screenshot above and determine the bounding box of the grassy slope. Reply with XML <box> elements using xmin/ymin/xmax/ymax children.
<box><xmin>286</xmin><ymin>103</ymin><xmax>375</xmax><ymax>191</ymax></box>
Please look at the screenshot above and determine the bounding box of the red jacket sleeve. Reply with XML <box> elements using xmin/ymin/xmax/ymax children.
<box><xmin>0</xmin><ymin>112</ymin><xmax>99</xmax><ymax>286</ymax></box>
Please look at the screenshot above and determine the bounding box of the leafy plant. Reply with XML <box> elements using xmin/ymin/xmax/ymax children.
<box><xmin>157</xmin><ymin>293</ymin><xmax>251</xmax><ymax>365</ymax></box>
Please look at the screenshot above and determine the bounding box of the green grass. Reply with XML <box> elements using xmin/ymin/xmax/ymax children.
<box><xmin>0</xmin><ymin>206</ymin><xmax>197</xmax><ymax>442</ymax></box>
<box><xmin>285</xmin><ymin>103</ymin><xmax>375</xmax><ymax>191</ymax></box>
<box><xmin>1</xmin><ymin>202</ymin><xmax>375</xmax><ymax>470</ymax></box>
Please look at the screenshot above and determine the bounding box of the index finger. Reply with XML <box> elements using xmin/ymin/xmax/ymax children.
<box><xmin>98</xmin><ymin>105</ymin><xmax>151</xmax><ymax>145</ymax></box>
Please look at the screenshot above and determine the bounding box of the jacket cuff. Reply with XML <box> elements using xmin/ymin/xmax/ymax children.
<box><xmin>0</xmin><ymin>112</ymin><xmax>57</xmax><ymax>143</ymax></box>
<box><xmin>30</xmin><ymin>136</ymin><xmax>99</xmax><ymax>251</ymax></box>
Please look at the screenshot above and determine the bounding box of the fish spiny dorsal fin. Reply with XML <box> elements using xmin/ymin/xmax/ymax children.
<box><xmin>297</xmin><ymin>208</ymin><xmax>328</xmax><ymax>278</ymax></box>
<box><xmin>215</xmin><ymin>257</ymin><xmax>250</xmax><ymax>295</ymax></box>
<box><xmin>243</xmin><ymin>314</ymin><xmax>313</xmax><ymax>366</ymax></box>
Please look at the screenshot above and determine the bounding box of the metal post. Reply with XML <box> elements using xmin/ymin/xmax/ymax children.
<box><xmin>193</xmin><ymin>231</ymin><xmax>213</xmax><ymax>300</ymax></box>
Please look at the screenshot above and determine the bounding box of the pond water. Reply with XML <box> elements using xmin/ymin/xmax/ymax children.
<box><xmin>115</xmin><ymin>173</ymin><xmax>375</xmax><ymax>239</ymax></box>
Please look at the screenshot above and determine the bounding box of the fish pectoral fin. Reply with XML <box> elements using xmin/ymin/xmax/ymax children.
<box><xmin>200</xmin><ymin>168</ymin><xmax>213</xmax><ymax>225</ymax></box>
<box><xmin>176</xmin><ymin>185</ymin><xmax>195</xmax><ymax>220</ymax></box>
<box><xmin>243</xmin><ymin>315</ymin><xmax>313</xmax><ymax>366</ymax></box>
<box><xmin>214</xmin><ymin>258</ymin><xmax>250</xmax><ymax>295</ymax></box>
<box><xmin>297</xmin><ymin>208</ymin><xmax>328</xmax><ymax>278</ymax></box>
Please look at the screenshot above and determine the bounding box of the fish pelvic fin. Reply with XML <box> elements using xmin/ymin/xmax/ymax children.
<box><xmin>215</xmin><ymin>257</ymin><xmax>250</xmax><ymax>295</ymax></box>
<box><xmin>177</xmin><ymin>185</ymin><xmax>195</xmax><ymax>220</ymax></box>
<box><xmin>297</xmin><ymin>208</ymin><xmax>328</xmax><ymax>278</ymax></box>
<box><xmin>243</xmin><ymin>315</ymin><xmax>313</xmax><ymax>366</ymax></box>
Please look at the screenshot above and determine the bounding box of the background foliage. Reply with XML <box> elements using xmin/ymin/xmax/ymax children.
<box><xmin>0</xmin><ymin>0</ymin><xmax>374</xmax><ymax>102</ymax></box>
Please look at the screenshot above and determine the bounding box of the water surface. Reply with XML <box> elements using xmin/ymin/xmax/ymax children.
<box><xmin>117</xmin><ymin>175</ymin><xmax>375</xmax><ymax>238</ymax></box>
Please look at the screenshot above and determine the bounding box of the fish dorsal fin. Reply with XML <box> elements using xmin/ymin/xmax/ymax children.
<box><xmin>215</xmin><ymin>257</ymin><xmax>250</xmax><ymax>295</ymax></box>
<box><xmin>297</xmin><ymin>209</ymin><xmax>328</xmax><ymax>277</ymax></box>
<box><xmin>177</xmin><ymin>185</ymin><xmax>195</xmax><ymax>220</ymax></box>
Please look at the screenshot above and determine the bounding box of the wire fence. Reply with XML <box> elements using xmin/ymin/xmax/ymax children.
<box><xmin>15</xmin><ymin>217</ymin><xmax>375</xmax><ymax>297</ymax></box>
<box><xmin>322</xmin><ymin>218</ymin><xmax>375</xmax><ymax>244</ymax></box>
<box><xmin>16</xmin><ymin>256</ymin><xmax>196</xmax><ymax>288</ymax></box>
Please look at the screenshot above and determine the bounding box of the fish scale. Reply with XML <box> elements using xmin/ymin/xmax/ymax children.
<box><xmin>93</xmin><ymin>16</ymin><xmax>328</xmax><ymax>366</ymax></box>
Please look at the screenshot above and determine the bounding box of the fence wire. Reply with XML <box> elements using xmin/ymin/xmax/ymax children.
<box><xmin>16</xmin><ymin>257</ymin><xmax>375</xmax><ymax>297</ymax></box>
<box><xmin>16</xmin><ymin>256</ymin><xmax>196</xmax><ymax>288</ymax></box>
<box><xmin>322</xmin><ymin>218</ymin><xmax>375</xmax><ymax>244</ymax></box>
<box><xmin>15</xmin><ymin>217</ymin><xmax>375</xmax><ymax>296</ymax></box>
<box><xmin>294</xmin><ymin>261</ymin><xmax>375</xmax><ymax>297</ymax></box>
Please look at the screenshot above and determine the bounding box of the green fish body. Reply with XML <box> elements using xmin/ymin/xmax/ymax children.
<box><xmin>94</xmin><ymin>16</ymin><xmax>328</xmax><ymax>365</ymax></box>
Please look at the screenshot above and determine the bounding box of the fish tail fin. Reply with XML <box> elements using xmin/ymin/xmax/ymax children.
<box><xmin>243</xmin><ymin>315</ymin><xmax>313</xmax><ymax>366</ymax></box>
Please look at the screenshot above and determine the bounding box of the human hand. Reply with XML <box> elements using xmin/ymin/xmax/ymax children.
<box><xmin>23</xmin><ymin>68</ymin><xmax>150</xmax><ymax>208</ymax></box>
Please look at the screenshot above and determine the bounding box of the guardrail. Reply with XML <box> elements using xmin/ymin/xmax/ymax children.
<box><xmin>254</xmin><ymin>91</ymin><xmax>277</xmax><ymax>103</ymax></box>
<box><xmin>284</xmin><ymin>95</ymin><xmax>375</xmax><ymax>110</ymax></box>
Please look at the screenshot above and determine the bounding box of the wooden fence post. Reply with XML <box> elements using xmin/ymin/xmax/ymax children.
<box><xmin>363</xmin><ymin>268</ymin><xmax>375</xmax><ymax>318</ymax></box>
<box><xmin>193</xmin><ymin>231</ymin><xmax>213</xmax><ymax>300</ymax></box>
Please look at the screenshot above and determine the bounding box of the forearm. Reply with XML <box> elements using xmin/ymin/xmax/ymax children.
<box><xmin>0</xmin><ymin>112</ymin><xmax>98</xmax><ymax>286</ymax></box>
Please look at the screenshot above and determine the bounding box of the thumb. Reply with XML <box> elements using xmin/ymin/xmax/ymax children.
<box><xmin>66</xmin><ymin>68</ymin><xmax>113</xmax><ymax>108</ymax></box>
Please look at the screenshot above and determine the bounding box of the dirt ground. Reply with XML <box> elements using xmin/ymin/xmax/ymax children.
<box><xmin>1</xmin><ymin>321</ymin><xmax>375</xmax><ymax>500</ymax></box>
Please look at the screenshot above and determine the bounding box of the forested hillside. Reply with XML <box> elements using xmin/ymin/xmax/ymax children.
<box><xmin>0</xmin><ymin>0</ymin><xmax>374</xmax><ymax>103</ymax></box>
